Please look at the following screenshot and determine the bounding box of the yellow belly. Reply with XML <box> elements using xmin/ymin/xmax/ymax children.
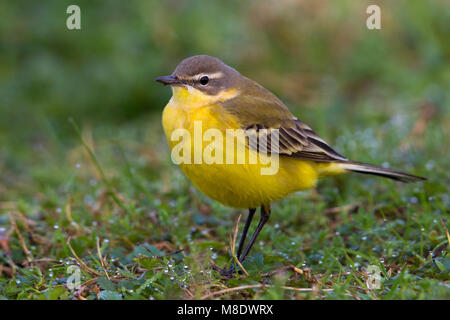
<box><xmin>161</xmin><ymin>90</ymin><xmax>344</xmax><ymax>208</ymax></box>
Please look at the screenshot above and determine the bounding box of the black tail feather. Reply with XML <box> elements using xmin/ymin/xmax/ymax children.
<box><xmin>339</xmin><ymin>161</ymin><xmax>426</xmax><ymax>183</ymax></box>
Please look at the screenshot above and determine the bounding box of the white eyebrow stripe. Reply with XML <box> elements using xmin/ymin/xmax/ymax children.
<box><xmin>194</xmin><ymin>72</ymin><xmax>224</xmax><ymax>80</ymax></box>
<box><xmin>206</xmin><ymin>72</ymin><xmax>224</xmax><ymax>79</ymax></box>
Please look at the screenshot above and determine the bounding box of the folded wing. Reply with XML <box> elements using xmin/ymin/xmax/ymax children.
<box><xmin>244</xmin><ymin>119</ymin><xmax>348</xmax><ymax>162</ymax></box>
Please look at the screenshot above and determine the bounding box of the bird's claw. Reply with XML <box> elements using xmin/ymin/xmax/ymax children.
<box><xmin>211</xmin><ymin>264</ymin><xmax>243</xmax><ymax>280</ymax></box>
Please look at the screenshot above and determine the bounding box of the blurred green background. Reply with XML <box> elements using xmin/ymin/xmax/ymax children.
<box><xmin>0</xmin><ymin>0</ymin><xmax>449</xmax><ymax>300</ymax></box>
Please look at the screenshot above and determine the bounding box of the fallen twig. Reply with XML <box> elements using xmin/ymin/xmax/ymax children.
<box><xmin>201</xmin><ymin>284</ymin><xmax>332</xmax><ymax>299</ymax></box>
<box><xmin>230</xmin><ymin>214</ymin><xmax>249</xmax><ymax>277</ymax></box>
<box><xmin>67</xmin><ymin>237</ymin><xmax>102</xmax><ymax>276</ymax></box>
<box><xmin>262</xmin><ymin>265</ymin><xmax>304</xmax><ymax>277</ymax></box>
<box><xmin>96</xmin><ymin>237</ymin><xmax>110</xmax><ymax>280</ymax></box>
<box><xmin>8</xmin><ymin>213</ymin><xmax>33</xmax><ymax>266</ymax></box>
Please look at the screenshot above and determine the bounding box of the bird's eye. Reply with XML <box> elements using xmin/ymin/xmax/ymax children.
<box><xmin>199</xmin><ymin>76</ymin><xmax>209</xmax><ymax>85</ymax></box>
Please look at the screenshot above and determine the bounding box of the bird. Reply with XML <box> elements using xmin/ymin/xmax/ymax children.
<box><xmin>156</xmin><ymin>55</ymin><xmax>426</xmax><ymax>277</ymax></box>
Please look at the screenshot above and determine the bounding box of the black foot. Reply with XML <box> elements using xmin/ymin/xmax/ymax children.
<box><xmin>211</xmin><ymin>264</ymin><xmax>243</xmax><ymax>280</ymax></box>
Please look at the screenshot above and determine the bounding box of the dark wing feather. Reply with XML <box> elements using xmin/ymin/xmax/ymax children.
<box><xmin>245</xmin><ymin>120</ymin><xmax>348</xmax><ymax>162</ymax></box>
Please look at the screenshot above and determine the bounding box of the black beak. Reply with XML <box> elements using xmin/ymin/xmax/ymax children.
<box><xmin>155</xmin><ymin>75</ymin><xmax>182</xmax><ymax>86</ymax></box>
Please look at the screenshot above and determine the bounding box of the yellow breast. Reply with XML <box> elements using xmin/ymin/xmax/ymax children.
<box><xmin>162</xmin><ymin>87</ymin><xmax>337</xmax><ymax>208</ymax></box>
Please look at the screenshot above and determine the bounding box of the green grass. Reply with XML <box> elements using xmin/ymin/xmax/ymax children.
<box><xmin>0</xmin><ymin>105</ymin><xmax>448</xmax><ymax>300</ymax></box>
<box><xmin>0</xmin><ymin>0</ymin><xmax>449</xmax><ymax>300</ymax></box>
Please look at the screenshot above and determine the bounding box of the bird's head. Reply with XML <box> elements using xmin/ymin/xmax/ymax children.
<box><xmin>156</xmin><ymin>55</ymin><xmax>243</xmax><ymax>106</ymax></box>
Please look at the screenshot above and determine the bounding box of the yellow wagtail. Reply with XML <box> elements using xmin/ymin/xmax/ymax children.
<box><xmin>156</xmin><ymin>55</ymin><xmax>425</xmax><ymax>276</ymax></box>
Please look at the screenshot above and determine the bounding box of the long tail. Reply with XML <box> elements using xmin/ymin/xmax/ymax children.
<box><xmin>338</xmin><ymin>161</ymin><xmax>426</xmax><ymax>183</ymax></box>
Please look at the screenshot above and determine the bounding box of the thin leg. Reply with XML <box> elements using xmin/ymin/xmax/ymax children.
<box><xmin>236</xmin><ymin>208</ymin><xmax>256</xmax><ymax>259</ymax></box>
<box><xmin>239</xmin><ymin>204</ymin><xmax>271</xmax><ymax>263</ymax></box>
